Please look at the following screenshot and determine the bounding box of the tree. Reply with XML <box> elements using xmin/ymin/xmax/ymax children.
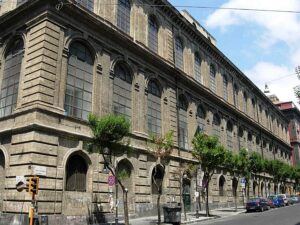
<box><xmin>147</xmin><ymin>131</ymin><xmax>174</xmax><ymax>225</ymax></box>
<box><xmin>87</xmin><ymin>113</ymin><xmax>131</xmax><ymax>225</ymax></box>
<box><xmin>248</xmin><ymin>151</ymin><xmax>264</xmax><ymax>196</ymax></box>
<box><xmin>192</xmin><ymin>133</ymin><xmax>228</xmax><ymax>217</ymax></box>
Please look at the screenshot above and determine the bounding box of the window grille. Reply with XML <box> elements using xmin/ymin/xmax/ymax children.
<box><xmin>66</xmin><ymin>155</ymin><xmax>87</xmax><ymax>192</ymax></box>
<box><xmin>196</xmin><ymin>105</ymin><xmax>206</xmax><ymax>133</ymax></box>
<box><xmin>174</xmin><ymin>37</ymin><xmax>183</xmax><ymax>70</ymax></box>
<box><xmin>147</xmin><ymin>80</ymin><xmax>161</xmax><ymax>135</ymax></box>
<box><xmin>113</xmin><ymin>63</ymin><xmax>132</xmax><ymax>120</ymax></box>
<box><xmin>117</xmin><ymin>0</ymin><xmax>131</xmax><ymax>34</ymax></box>
<box><xmin>233</xmin><ymin>85</ymin><xmax>239</xmax><ymax>108</ymax></box>
<box><xmin>0</xmin><ymin>39</ymin><xmax>23</xmax><ymax>118</ymax></box>
<box><xmin>64</xmin><ymin>42</ymin><xmax>93</xmax><ymax>120</ymax></box>
<box><xmin>226</xmin><ymin>121</ymin><xmax>233</xmax><ymax>149</ymax></box>
<box><xmin>223</xmin><ymin>75</ymin><xmax>228</xmax><ymax>100</ymax></box>
<box><xmin>178</xmin><ymin>95</ymin><xmax>188</xmax><ymax>149</ymax></box>
<box><xmin>148</xmin><ymin>16</ymin><xmax>158</xmax><ymax>53</ymax></box>
<box><xmin>194</xmin><ymin>53</ymin><xmax>201</xmax><ymax>83</ymax></box>
<box><xmin>212</xmin><ymin>113</ymin><xmax>221</xmax><ymax>138</ymax></box>
<box><xmin>210</xmin><ymin>65</ymin><xmax>216</xmax><ymax>92</ymax></box>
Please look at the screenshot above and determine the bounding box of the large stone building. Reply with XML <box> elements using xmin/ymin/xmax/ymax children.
<box><xmin>275</xmin><ymin>100</ymin><xmax>300</xmax><ymax>166</ymax></box>
<box><xmin>0</xmin><ymin>0</ymin><xmax>293</xmax><ymax>223</ymax></box>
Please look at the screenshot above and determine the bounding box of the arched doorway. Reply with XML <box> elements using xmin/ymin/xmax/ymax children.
<box><xmin>116</xmin><ymin>159</ymin><xmax>134</xmax><ymax>213</ymax></box>
<box><xmin>260</xmin><ymin>182</ymin><xmax>265</xmax><ymax>197</ymax></box>
<box><xmin>253</xmin><ymin>181</ymin><xmax>257</xmax><ymax>197</ymax></box>
<box><xmin>182</xmin><ymin>173</ymin><xmax>191</xmax><ymax>212</ymax></box>
<box><xmin>0</xmin><ymin>151</ymin><xmax>5</xmax><ymax>211</ymax></box>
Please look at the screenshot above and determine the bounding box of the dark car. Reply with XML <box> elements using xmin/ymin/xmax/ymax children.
<box><xmin>266</xmin><ymin>197</ymin><xmax>275</xmax><ymax>208</ymax></box>
<box><xmin>246</xmin><ymin>198</ymin><xmax>269</xmax><ymax>212</ymax></box>
<box><xmin>272</xmin><ymin>196</ymin><xmax>285</xmax><ymax>207</ymax></box>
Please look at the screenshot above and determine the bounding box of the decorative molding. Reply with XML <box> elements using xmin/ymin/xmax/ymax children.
<box><xmin>163</xmin><ymin>97</ymin><xmax>168</xmax><ymax>105</ymax></box>
<box><xmin>134</xmin><ymin>83</ymin><xmax>140</xmax><ymax>92</ymax></box>
<box><xmin>109</xmin><ymin>70</ymin><xmax>114</xmax><ymax>79</ymax></box>
<box><xmin>96</xmin><ymin>63</ymin><xmax>103</xmax><ymax>75</ymax></box>
<box><xmin>62</xmin><ymin>47</ymin><xmax>69</xmax><ymax>58</ymax></box>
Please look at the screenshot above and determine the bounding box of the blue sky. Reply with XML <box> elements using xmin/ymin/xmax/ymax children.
<box><xmin>170</xmin><ymin>0</ymin><xmax>300</xmax><ymax>106</ymax></box>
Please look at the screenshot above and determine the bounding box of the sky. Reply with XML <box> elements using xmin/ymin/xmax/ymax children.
<box><xmin>169</xmin><ymin>0</ymin><xmax>300</xmax><ymax>107</ymax></box>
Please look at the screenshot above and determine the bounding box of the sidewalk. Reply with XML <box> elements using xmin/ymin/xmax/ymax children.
<box><xmin>128</xmin><ymin>207</ymin><xmax>246</xmax><ymax>225</ymax></box>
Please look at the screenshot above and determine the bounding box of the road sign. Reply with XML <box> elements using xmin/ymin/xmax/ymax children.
<box><xmin>33</xmin><ymin>166</ymin><xmax>46</xmax><ymax>176</ymax></box>
<box><xmin>108</xmin><ymin>175</ymin><xmax>115</xmax><ymax>186</ymax></box>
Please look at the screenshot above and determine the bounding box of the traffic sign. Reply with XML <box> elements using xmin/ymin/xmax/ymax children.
<box><xmin>108</xmin><ymin>175</ymin><xmax>115</xmax><ymax>186</ymax></box>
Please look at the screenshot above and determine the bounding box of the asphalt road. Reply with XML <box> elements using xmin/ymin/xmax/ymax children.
<box><xmin>200</xmin><ymin>204</ymin><xmax>300</xmax><ymax>225</ymax></box>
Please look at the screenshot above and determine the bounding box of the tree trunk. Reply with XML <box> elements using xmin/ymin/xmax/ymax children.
<box><xmin>157</xmin><ymin>193</ymin><xmax>161</xmax><ymax>225</ymax></box>
<box><xmin>205</xmin><ymin>181</ymin><xmax>210</xmax><ymax>217</ymax></box>
<box><xmin>123</xmin><ymin>190</ymin><xmax>129</xmax><ymax>225</ymax></box>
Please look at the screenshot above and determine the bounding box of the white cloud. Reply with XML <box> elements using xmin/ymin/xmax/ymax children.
<box><xmin>244</xmin><ymin>62</ymin><xmax>299</xmax><ymax>106</ymax></box>
<box><xmin>206</xmin><ymin>0</ymin><xmax>300</xmax><ymax>46</ymax></box>
<box><xmin>206</xmin><ymin>0</ymin><xmax>300</xmax><ymax>106</ymax></box>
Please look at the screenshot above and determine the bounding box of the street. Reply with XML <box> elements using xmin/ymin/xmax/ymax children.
<box><xmin>200</xmin><ymin>204</ymin><xmax>300</xmax><ymax>225</ymax></box>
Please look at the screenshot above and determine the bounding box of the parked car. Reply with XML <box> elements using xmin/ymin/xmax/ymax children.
<box><xmin>277</xmin><ymin>194</ymin><xmax>288</xmax><ymax>205</ymax></box>
<box><xmin>289</xmin><ymin>195</ymin><xmax>300</xmax><ymax>204</ymax></box>
<box><xmin>266</xmin><ymin>197</ymin><xmax>275</xmax><ymax>208</ymax></box>
<box><xmin>246</xmin><ymin>198</ymin><xmax>269</xmax><ymax>212</ymax></box>
<box><xmin>270</xmin><ymin>196</ymin><xmax>285</xmax><ymax>207</ymax></box>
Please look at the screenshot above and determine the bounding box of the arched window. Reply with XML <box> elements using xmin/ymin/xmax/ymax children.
<box><xmin>223</xmin><ymin>75</ymin><xmax>228</xmax><ymax>101</ymax></box>
<box><xmin>219</xmin><ymin>175</ymin><xmax>225</xmax><ymax>196</ymax></box>
<box><xmin>209</xmin><ymin>65</ymin><xmax>216</xmax><ymax>93</ymax></box>
<box><xmin>253</xmin><ymin>181</ymin><xmax>257</xmax><ymax>196</ymax></box>
<box><xmin>64</xmin><ymin>42</ymin><xmax>93</xmax><ymax>120</ymax></box>
<box><xmin>232</xmin><ymin>177</ymin><xmax>238</xmax><ymax>197</ymax></box>
<box><xmin>178</xmin><ymin>94</ymin><xmax>188</xmax><ymax>149</ymax></box>
<box><xmin>76</xmin><ymin>0</ymin><xmax>94</xmax><ymax>11</ymax></box>
<box><xmin>0</xmin><ymin>151</ymin><xmax>5</xmax><ymax>211</ymax></box>
<box><xmin>174</xmin><ymin>37</ymin><xmax>183</xmax><ymax>70</ymax></box>
<box><xmin>256</xmin><ymin>136</ymin><xmax>260</xmax><ymax>152</ymax></box>
<box><xmin>117</xmin><ymin>0</ymin><xmax>131</xmax><ymax>34</ymax></box>
<box><xmin>194</xmin><ymin>52</ymin><xmax>201</xmax><ymax>83</ymax></box>
<box><xmin>243</xmin><ymin>92</ymin><xmax>248</xmax><ymax>113</ymax></box>
<box><xmin>196</xmin><ymin>105</ymin><xmax>206</xmax><ymax>133</ymax></box>
<box><xmin>0</xmin><ymin>38</ymin><xmax>24</xmax><ymax>118</ymax></box>
<box><xmin>233</xmin><ymin>84</ymin><xmax>239</xmax><ymax>108</ymax></box>
<box><xmin>247</xmin><ymin>132</ymin><xmax>253</xmax><ymax>151</ymax></box>
<box><xmin>212</xmin><ymin>113</ymin><xmax>221</xmax><ymax>138</ymax></box>
<box><xmin>152</xmin><ymin>165</ymin><xmax>164</xmax><ymax>194</ymax></box>
<box><xmin>147</xmin><ymin>80</ymin><xmax>161</xmax><ymax>135</ymax></box>
<box><xmin>261</xmin><ymin>182</ymin><xmax>265</xmax><ymax>197</ymax></box>
<box><xmin>238</xmin><ymin>127</ymin><xmax>244</xmax><ymax>148</ymax></box>
<box><xmin>66</xmin><ymin>155</ymin><xmax>87</xmax><ymax>192</ymax></box>
<box><xmin>226</xmin><ymin>120</ymin><xmax>233</xmax><ymax>149</ymax></box>
<box><xmin>251</xmin><ymin>98</ymin><xmax>256</xmax><ymax>119</ymax></box>
<box><xmin>113</xmin><ymin>63</ymin><xmax>132</xmax><ymax>120</ymax></box>
<box><xmin>148</xmin><ymin>15</ymin><xmax>158</xmax><ymax>53</ymax></box>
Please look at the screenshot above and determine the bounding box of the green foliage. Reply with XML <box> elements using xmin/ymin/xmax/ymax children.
<box><xmin>248</xmin><ymin>151</ymin><xmax>264</xmax><ymax>174</ymax></box>
<box><xmin>117</xmin><ymin>168</ymin><xmax>130</xmax><ymax>181</ymax></box>
<box><xmin>192</xmin><ymin>133</ymin><xmax>228</xmax><ymax>176</ymax></box>
<box><xmin>87</xmin><ymin>113</ymin><xmax>130</xmax><ymax>152</ymax></box>
<box><xmin>147</xmin><ymin>130</ymin><xmax>174</xmax><ymax>160</ymax></box>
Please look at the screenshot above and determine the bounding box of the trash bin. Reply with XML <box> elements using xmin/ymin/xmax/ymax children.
<box><xmin>163</xmin><ymin>206</ymin><xmax>181</xmax><ymax>225</ymax></box>
<box><xmin>40</xmin><ymin>215</ymin><xmax>48</xmax><ymax>225</ymax></box>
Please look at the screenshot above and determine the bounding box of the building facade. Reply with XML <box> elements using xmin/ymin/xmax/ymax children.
<box><xmin>0</xmin><ymin>0</ymin><xmax>293</xmax><ymax>223</ymax></box>
<box><xmin>276</xmin><ymin>101</ymin><xmax>300</xmax><ymax>166</ymax></box>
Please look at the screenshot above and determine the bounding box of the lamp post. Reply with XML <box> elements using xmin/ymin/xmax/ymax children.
<box><xmin>103</xmin><ymin>147</ymin><xmax>119</xmax><ymax>225</ymax></box>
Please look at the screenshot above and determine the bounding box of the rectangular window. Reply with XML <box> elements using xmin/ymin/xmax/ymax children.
<box><xmin>178</xmin><ymin>109</ymin><xmax>188</xmax><ymax>149</ymax></box>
